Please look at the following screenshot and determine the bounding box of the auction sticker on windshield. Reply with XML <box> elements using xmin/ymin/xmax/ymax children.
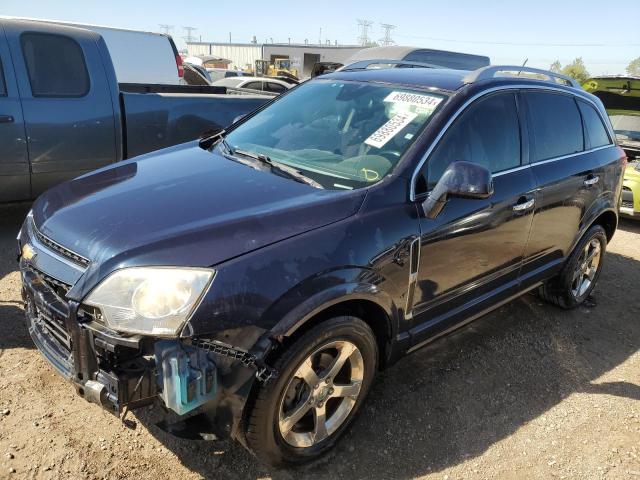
<box><xmin>384</xmin><ymin>91</ymin><xmax>442</xmax><ymax>112</ymax></box>
<box><xmin>365</xmin><ymin>111</ymin><xmax>418</xmax><ymax>149</ymax></box>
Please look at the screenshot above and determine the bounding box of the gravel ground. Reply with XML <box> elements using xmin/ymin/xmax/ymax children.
<box><xmin>0</xmin><ymin>203</ymin><xmax>638</xmax><ymax>480</ymax></box>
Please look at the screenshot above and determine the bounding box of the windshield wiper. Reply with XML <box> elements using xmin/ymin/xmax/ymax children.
<box><xmin>233</xmin><ymin>149</ymin><xmax>323</xmax><ymax>189</ymax></box>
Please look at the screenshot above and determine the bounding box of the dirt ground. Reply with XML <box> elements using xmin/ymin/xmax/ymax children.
<box><xmin>0</xmin><ymin>203</ymin><xmax>638</xmax><ymax>480</ymax></box>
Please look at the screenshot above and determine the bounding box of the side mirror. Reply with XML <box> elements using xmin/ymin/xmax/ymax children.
<box><xmin>422</xmin><ymin>161</ymin><xmax>493</xmax><ymax>219</ymax></box>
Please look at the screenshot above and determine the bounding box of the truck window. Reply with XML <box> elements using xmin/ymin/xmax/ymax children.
<box><xmin>20</xmin><ymin>33</ymin><xmax>89</xmax><ymax>97</ymax></box>
<box><xmin>524</xmin><ymin>92</ymin><xmax>584</xmax><ymax>162</ymax></box>
<box><xmin>577</xmin><ymin>100</ymin><xmax>612</xmax><ymax>149</ymax></box>
<box><xmin>424</xmin><ymin>92</ymin><xmax>521</xmax><ymax>190</ymax></box>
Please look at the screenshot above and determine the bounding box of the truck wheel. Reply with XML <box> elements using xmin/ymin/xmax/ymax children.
<box><xmin>245</xmin><ymin>316</ymin><xmax>377</xmax><ymax>466</ymax></box>
<box><xmin>539</xmin><ymin>224</ymin><xmax>607</xmax><ymax>309</ymax></box>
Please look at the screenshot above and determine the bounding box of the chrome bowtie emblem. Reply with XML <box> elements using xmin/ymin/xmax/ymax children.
<box><xmin>21</xmin><ymin>243</ymin><xmax>37</xmax><ymax>262</ymax></box>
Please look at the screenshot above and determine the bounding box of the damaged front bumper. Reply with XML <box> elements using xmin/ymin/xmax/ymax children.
<box><xmin>20</xmin><ymin>260</ymin><xmax>274</xmax><ymax>438</ymax></box>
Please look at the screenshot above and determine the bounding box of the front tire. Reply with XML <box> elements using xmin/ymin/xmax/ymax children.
<box><xmin>539</xmin><ymin>224</ymin><xmax>607</xmax><ymax>309</ymax></box>
<box><xmin>245</xmin><ymin>316</ymin><xmax>377</xmax><ymax>466</ymax></box>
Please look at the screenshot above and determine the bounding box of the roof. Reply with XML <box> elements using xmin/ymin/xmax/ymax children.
<box><xmin>322</xmin><ymin>67</ymin><xmax>471</xmax><ymax>92</ymax></box>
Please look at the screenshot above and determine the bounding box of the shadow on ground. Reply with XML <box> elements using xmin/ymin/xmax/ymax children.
<box><xmin>138</xmin><ymin>249</ymin><xmax>640</xmax><ymax>479</ymax></box>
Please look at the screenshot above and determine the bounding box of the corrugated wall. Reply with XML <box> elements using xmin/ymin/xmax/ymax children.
<box><xmin>186</xmin><ymin>44</ymin><xmax>262</xmax><ymax>70</ymax></box>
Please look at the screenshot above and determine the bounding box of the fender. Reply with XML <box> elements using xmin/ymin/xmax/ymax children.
<box><xmin>265</xmin><ymin>267</ymin><xmax>402</xmax><ymax>342</ymax></box>
<box><xmin>572</xmin><ymin>188</ymin><xmax>618</xmax><ymax>254</ymax></box>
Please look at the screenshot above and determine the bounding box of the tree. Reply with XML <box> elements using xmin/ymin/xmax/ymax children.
<box><xmin>561</xmin><ymin>57</ymin><xmax>590</xmax><ymax>84</ymax></box>
<box><xmin>550</xmin><ymin>60</ymin><xmax>562</xmax><ymax>73</ymax></box>
<box><xmin>627</xmin><ymin>57</ymin><xmax>640</xmax><ymax>77</ymax></box>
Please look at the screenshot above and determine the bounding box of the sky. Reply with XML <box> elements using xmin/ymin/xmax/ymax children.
<box><xmin>2</xmin><ymin>0</ymin><xmax>638</xmax><ymax>75</ymax></box>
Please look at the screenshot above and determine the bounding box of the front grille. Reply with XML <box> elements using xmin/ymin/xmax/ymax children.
<box><xmin>32</xmin><ymin>302</ymin><xmax>72</xmax><ymax>352</ymax></box>
<box><xmin>23</xmin><ymin>266</ymin><xmax>73</xmax><ymax>356</ymax></box>
<box><xmin>31</xmin><ymin>218</ymin><xmax>90</xmax><ymax>268</ymax></box>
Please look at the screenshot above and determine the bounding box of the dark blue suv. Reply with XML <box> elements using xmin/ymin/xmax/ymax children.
<box><xmin>18</xmin><ymin>65</ymin><xmax>625</xmax><ymax>465</ymax></box>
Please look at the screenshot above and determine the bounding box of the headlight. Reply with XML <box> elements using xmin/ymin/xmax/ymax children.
<box><xmin>84</xmin><ymin>267</ymin><xmax>214</xmax><ymax>336</ymax></box>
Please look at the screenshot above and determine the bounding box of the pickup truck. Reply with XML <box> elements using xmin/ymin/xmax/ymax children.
<box><xmin>0</xmin><ymin>18</ymin><xmax>270</xmax><ymax>202</ymax></box>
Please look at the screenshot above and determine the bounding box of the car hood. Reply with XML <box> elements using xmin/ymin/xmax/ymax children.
<box><xmin>32</xmin><ymin>142</ymin><xmax>366</xmax><ymax>283</ymax></box>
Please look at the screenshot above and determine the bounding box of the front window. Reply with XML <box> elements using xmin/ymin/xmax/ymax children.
<box><xmin>224</xmin><ymin>80</ymin><xmax>445</xmax><ymax>189</ymax></box>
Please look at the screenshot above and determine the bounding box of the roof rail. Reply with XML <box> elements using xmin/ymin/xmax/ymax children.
<box><xmin>339</xmin><ymin>59</ymin><xmax>441</xmax><ymax>72</ymax></box>
<box><xmin>463</xmin><ymin>65</ymin><xmax>581</xmax><ymax>88</ymax></box>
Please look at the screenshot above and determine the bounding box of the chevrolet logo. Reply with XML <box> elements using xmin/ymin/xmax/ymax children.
<box><xmin>21</xmin><ymin>243</ymin><xmax>37</xmax><ymax>262</ymax></box>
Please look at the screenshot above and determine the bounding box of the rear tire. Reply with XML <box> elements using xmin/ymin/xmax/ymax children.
<box><xmin>245</xmin><ymin>316</ymin><xmax>377</xmax><ymax>466</ymax></box>
<box><xmin>539</xmin><ymin>224</ymin><xmax>607</xmax><ymax>309</ymax></box>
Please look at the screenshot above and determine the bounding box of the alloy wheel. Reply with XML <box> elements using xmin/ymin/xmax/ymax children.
<box><xmin>278</xmin><ymin>340</ymin><xmax>364</xmax><ymax>448</ymax></box>
<box><xmin>571</xmin><ymin>238</ymin><xmax>601</xmax><ymax>299</ymax></box>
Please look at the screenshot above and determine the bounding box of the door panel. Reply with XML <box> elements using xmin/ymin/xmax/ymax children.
<box><xmin>519</xmin><ymin>91</ymin><xmax>608</xmax><ymax>285</ymax></box>
<box><xmin>0</xmin><ymin>25</ymin><xmax>29</xmax><ymax>202</ymax></box>
<box><xmin>408</xmin><ymin>91</ymin><xmax>536</xmax><ymax>346</ymax></box>
<box><xmin>410</xmin><ymin>169</ymin><xmax>536</xmax><ymax>344</ymax></box>
<box><xmin>4</xmin><ymin>22</ymin><xmax>117</xmax><ymax>197</ymax></box>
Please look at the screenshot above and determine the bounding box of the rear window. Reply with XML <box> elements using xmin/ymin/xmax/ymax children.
<box><xmin>242</xmin><ymin>81</ymin><xmax>262</xmax><ymax>91</ymax></box>
<box><xmin>21</xmin><ymin>32</ymin><xmax>89</xmax><ymax>97</ymax></box>
<box><xmin>264</xmin><ymin>82</ymin><xmax>286</xmax><ymax>93</ymax></box>
<box><xmin>524</xmin><ymin>92</ymin><xmax>584</xmax><ymax>161</ymax></box>
<box><xmin>577</xmin><ymin>100</ymin><xmax>611</xmax><ymax>148</ymax></box>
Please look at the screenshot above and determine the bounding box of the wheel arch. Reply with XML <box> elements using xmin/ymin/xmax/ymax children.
<box><xmin>269</xmin><ymin>285</ymin><xmax>400</xmax><ymax>370</ymax></box>
<box><xmin>588</xmin><ymin>208</ymin><xmax>617</xmax><ymax>242</ymax></box>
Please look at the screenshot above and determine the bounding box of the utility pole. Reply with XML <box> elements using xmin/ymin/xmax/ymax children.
<box><xmin>158</xmin><ymin>24</ymin><xmax>173</xmax><ymax>36</ymax></box>
<box><xmin>379</xmin><ymin>23</ymin><xmax>396</xmax><ymax>46</ymax></box>
<box><xmin>319</xmin><ymin>27</ymin><xmax>322</xmax><ymax>45</ymax></box>
<box><xmin>356</xmin><ymin>19</ymin><xmax>374</xmax><ymax>46</ymax></box>
<box><xmin>182</xmin><ymin>26</ymin><xmax>197</xmax><ymax>44</ymax></box>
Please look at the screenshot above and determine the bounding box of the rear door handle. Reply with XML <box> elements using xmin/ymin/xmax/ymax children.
<box><xmin>0</xmin><ymin>115</ymin><xmax>14</xmax><ymax>123</ymax></box>
<box><xmin>584</xmin><ymin>175</ymin><xmax>599</xmax><ymax>187</ymax></box>
<box><xmin>513</xmin><ymin>198</ymin><xmax>535</xmax><ymax>212</ymax></box>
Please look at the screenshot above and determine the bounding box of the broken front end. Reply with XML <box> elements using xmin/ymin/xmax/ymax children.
<box><xmin>17</xmin><ymin>214</ymin><xmax>274</xmax><ymax>437</ymax></box>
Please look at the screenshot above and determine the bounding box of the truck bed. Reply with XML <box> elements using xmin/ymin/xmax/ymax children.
<box><xmin>120</xmin><ymin>89</ymin><xmax>269</xmax><ymax>158</ymax></box>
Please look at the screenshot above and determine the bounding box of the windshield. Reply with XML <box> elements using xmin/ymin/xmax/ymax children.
<box><xmin>223</xmin><ymin>80</ymin><xmax>445</xmax><ymax>189</ymax></box>
<box><xmin>609</xmin><ymin>113</ymin><xmax>640</xmax><ymax>142</ymax></box>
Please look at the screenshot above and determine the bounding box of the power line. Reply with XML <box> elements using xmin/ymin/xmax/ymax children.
<box><xmin>379</xmin><ymin>23</ymin><xmax>396</xmax><ymax>46</ymax></box>
<box><xmin>394</xmin><ymin>32</ymin><xmax>640</xmax><ymax>47</ymax></box>
<box><xmin>357</xmin><ymin>19</ymin><xmax>374</xmax><ymax>46</ymax></box>
<box><xmin>182</xmin><ymin>26</ymin><xmax>197</xmax><ymax>43</ymax></box>
<box><xmin>158</xmin><ymin>24</ymin><xmax>173</xmax><ymax>36</ymax></box>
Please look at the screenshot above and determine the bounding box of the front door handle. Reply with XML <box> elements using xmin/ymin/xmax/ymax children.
<box><xmin>584</xmin><ymin>175</ymin><xmax>599</xmax><ymax>187</ymax></box>
<box><xmin>0</xmin><ymin>115</ymin><xmax>14</xmax><ymax>123</ymax></box>
<box><xmin>513</xmin><ymin>198</ymin><xmax>535</xmax><ymax>212</ymax></box>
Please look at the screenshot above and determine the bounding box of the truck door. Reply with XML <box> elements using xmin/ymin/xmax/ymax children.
<box><xmin>0</xmin><ymin>24</ymin><xmax>29</xmax><ymax>202</ymax></box>
<box><xmin>4</xmin><ymin>21</ymin><xmax>117</xmax><ymax>197</ymax></box>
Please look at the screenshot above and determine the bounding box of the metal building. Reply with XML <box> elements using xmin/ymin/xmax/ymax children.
<box><xmin>186</xmin><ymin>41</ymin><xmax>365</xmax><ymax>77</ymax></box>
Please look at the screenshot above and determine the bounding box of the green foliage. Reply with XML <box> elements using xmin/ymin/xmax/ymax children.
<box><xmin>561</xmin><ymin>58</ymin><xmax>590</xmax><ymax>83</ymax></box>
<box><xmin>550</xmin><ymin>60</ymin><xmax>562</xmax><ymax>73</ymax></box>
<box><xmin>627</xmin><ymin>57</ymin><xmax>640</xmax><ymax>77</ymax></box>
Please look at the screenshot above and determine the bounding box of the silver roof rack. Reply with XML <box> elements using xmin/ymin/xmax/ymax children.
<box><xmin>464</xmin><ymin>65</ymin><xmax>581</xmax><ymax>88</ymax></box>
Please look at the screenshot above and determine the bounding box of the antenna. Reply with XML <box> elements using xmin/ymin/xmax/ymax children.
<box><xmin>357</xmin><ymin>19</ymin><xmax>374</xmax><ymax>46</ymax></box>
<box><xmin>158</xmin><ymin>24</ymin><xmax>173</xmax><ymax>36</ymax></box>
<box><xmin>518</xmin><ymin>58</ymin><xmax>528</xmax><ymax>76</ymax></box>
<box><xmin>379</xmin><ymin>23</ymin><xmax>396</xmax><ymax>46</ymax></box>
<box><xmin>182</xmin><ymin>26</ymin><xmax>197</xmax><ymax>44</ymax></box>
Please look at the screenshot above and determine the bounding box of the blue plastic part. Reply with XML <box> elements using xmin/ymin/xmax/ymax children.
<box><xmin>154</xmin><ymin>340</ymin><xmax>218</xmax><ymax>415</ymax></box>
